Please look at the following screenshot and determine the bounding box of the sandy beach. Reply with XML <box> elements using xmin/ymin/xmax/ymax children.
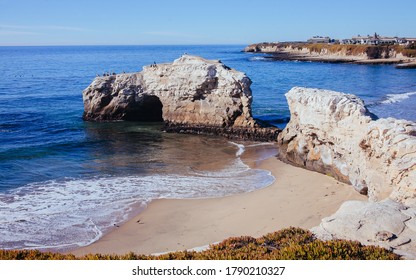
<box><xmin>72</xmin><ymin>154</ymin><xmax>367</xmax><ymax>257</ymax></box>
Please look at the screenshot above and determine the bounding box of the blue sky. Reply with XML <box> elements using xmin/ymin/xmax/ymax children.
<box><xmin>0</xmin><ymin>0</ymin><xmax>415</xmax><ymax>46</ymax></box>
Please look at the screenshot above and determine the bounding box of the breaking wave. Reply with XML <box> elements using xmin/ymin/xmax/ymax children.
<box><xmin>249</xmin><ymin>56</ymin><xmax>267</xmax><ymax>61</ymax></box>
<box><xmin>381</xmin><ymin>91</ymin><xmax>416</xmax><ymax>104</ymax></box>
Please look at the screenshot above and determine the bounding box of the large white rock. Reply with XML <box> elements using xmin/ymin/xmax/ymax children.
<box><xmin>83</xmin><ymin>55</ymin><xmax>255</xmax><ymax>128</ymax></box>
<box><xmin>278</xmin><ymin>87</ymin><xmax>416</xmax><ymax>206</ymax></box>
<box><xmin>312</xmin><ymin>199</ymin><xmax>416</xmax><ymax>259</ymax></box>
<box><xmin>278</xmin><ymin>87</ymin><xmax>416</xmax><ymax>258</ymax></box>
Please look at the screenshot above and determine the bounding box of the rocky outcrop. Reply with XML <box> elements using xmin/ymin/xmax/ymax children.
<box><xmin>163</xmin><ymin>123</ymin><xmax>279</xmax><ymax>142</ymax></box>
<box><xmin>244</xmin><ymin>43</ymin><xmax>415</xmax><ymax>64</ymax></box>
<box><xmin>277</xmin><ymin>87</ymin><xmax>416</xmax><ymax>257</ymax></box>
<box><xmin>312</xmin><ymin>199</ymin><xmax>416</xmax><ymax>259</ymax></box>
<box><xmin>83</xmin><ymin>55</ymin><xmax>255</xmax><ymax>126</ymax></box>
<box><xmin>278</xmin><ymin>87</ymin><xmax>416</xmax><ymax>205</ymax></box>
<box><xmin>244</xmin><ymin>43</ymin><xmax>280</xmax><ymax>53</ymax></box>
<box><xmin>83</xmin><ymin>55</ymin><xmax>279</xmax><ymax>140</ymax></box>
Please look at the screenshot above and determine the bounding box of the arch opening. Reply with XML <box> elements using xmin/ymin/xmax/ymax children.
<box><xmin>125</xmin><ymin>95</ymin><xmax>163</xmax><ymax>122</ymax></box>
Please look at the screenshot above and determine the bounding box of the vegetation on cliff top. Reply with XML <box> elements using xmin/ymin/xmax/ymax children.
<box><xmin>0</xmin><ymin>227</ymin><xmax>401</xmax><ymax>260</ymax></box>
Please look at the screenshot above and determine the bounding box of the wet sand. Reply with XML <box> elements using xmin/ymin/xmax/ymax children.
<box><xmin>72</xmin><ymin>156</ymin><xmax>366</xmax><ymax>256</ymax></box>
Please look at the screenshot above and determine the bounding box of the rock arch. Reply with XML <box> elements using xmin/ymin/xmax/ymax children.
<box><xmin>82</xmin><ymin>55</ymin><xmax>255</xmax><ymax>127</ymax></box>
<box><xmin>82</xmin><ymin>55</ymin><xmax>280</xmax><ymax>140</ymax></box>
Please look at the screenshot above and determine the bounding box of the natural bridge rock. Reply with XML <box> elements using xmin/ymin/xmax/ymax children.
<box><xmin>82</xmin><ymin>55</ymin><xmax>279</xmax><ymax>140</ymax></box>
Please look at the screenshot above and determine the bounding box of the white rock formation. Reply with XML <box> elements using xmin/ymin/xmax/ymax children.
<box><xmin>312</xmin><ymin>199</ymin><xmax>416</xmax><ymax>259</ymax></box>
<box><xmin>83</xmin><ymin>55</ymin><xmax>255</xmax><ymax>127</ymax></box>
<box><xmin>277</xmin><ymin>87</ymin><xmax>416</xmax><ymax>258</ymax></box>
<box><xmin>278</xmin><ymin>87</ymin><xmax>416</xmax><ymax>205</ymax></box>
<box><xmin>82</xmin><ymin>55</ymin><xmax>279</xmax><ymax>140</ymax></box>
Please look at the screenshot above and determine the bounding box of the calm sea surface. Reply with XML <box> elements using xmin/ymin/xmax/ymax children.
<box><xmin>0</xmin><ymin>45</ymin><xmax>415</xmax><ymax>250</ymax></box>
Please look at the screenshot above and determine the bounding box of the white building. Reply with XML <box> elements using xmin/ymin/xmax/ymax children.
<box><xmin>340</xmin><ymin>33</ymin><xmax>407</xmax><ymax>45</ymax></box>
<box><xmin>405</xmin><ymin>38</ymin><xmax>416</xmax><ymax>45</ymax></box>
<box><xmin>307</xmin><ymin>36</ymin><xmax>331</xmax><ymax>43</ymax></box>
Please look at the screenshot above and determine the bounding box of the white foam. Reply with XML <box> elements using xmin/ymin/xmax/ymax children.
<box><xmin>0</xmin><ymin>159</ymin><xmax>274</xmax><ymax>251</ymax></box>
<box><xmin>246</xmin><ymin>142</ymin><xmax>275</xmax><ymax>148</ymax></box>
<box><xmin>229</xmin><ymin>141</ymin><xmax>245</xmax><ymax>157</ymax></box>
<box><xmin>381</xmin><ymin>91</ymin><xmax>416</xmax><ymax>104</ymax></box>
<box><xmin>249</xmin><ymin>56</ymin><xmax>266</xmax><ymax>61</ymax></box>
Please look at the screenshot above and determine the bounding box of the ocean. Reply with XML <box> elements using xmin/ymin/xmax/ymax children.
<box><xmin>0</xmin><ymin>45</ymin><xmax>415</xmax><ymax>251</ymax></box>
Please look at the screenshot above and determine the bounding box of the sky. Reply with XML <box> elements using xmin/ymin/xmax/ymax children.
<box><xmin>0</xmin><ymin>0</ymin><xmax>415</xmax><ymax>46</ymax></box>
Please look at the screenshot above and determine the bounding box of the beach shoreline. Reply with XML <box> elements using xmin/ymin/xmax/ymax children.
<box><xmin>71</xmin><ymin>151</ymin><xmax>367</xmax><ymax>257</ymax></box>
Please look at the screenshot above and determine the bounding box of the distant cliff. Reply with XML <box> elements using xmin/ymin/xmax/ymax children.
<box><xmin>244</xmin><ymin>43</ymin><xmax>416</xmax><ymax>65</ymax></box>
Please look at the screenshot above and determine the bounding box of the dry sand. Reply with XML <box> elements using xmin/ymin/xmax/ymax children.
<box><xmin>71</xmin><ymin>156</ymin><xmax>366</xmax><ymax>256</ymax></box>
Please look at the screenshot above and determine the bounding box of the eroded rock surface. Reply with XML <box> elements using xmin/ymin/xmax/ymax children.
<box><xmin>277</xmin><ymin>87</ymin><xmax>416</xmax><ymax>258</ymax></box>
<box><xmin>83</xmin><ymin>55</ymin><xmax>251</xmax><ymax>125</ymax></box>
<box><xmin>312</xmin><ymin>199</ymin><xmax>416</xmax><ymax>259</ymax></box>
<box><xmin>83</xmin><ymin>55</ymin><xmax>279</xmax><ymax>140</ymax></box>
<box><xmin>278</xmin><ymin>87</ymin><xmax>416</xmax><ymax>205</ymax></box>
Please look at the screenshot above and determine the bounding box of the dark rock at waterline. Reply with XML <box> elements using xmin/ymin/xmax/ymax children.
<box><xmin>163</xmin><ymin>122</ymin><xmax>280</xmax><ymax>142</ymax></box>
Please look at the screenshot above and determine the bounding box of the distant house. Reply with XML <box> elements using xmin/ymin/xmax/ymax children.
<box><xmin>405</xmin><ymin>38</ymin><xmax>416</xmax><ymax>45</ymax></box>
<box><xmin>312</xmin><ymin>33</ymin><xmax>413</xmax><ymax>46</ymax></box>
<box><xmin>351</xmin><ymin>35</ymin><xmax>380</xmax><ymax>45</ymax></box>
<box><xmin>379</xmin><ymin>36</ymin><xmax>399</xmax><ymax>45</ymax></box>
<box><xmin>340</xmin><ymin>38</ymin><xmax>355</xmax><ymax>44</ymax></box>
<box><xmin>307</xmin><ymin>36</ymin><xmax>331</xmax><ymax>44</ymax></box>
<box><xmin>340</xmin><ymin>33</ymin><xmax>408</xmax><ymax>45</ymax></box>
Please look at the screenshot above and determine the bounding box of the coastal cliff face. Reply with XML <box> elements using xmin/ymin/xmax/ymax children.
<box><xmin>277</xmin><ymin>87</ymin><xmax>416</xmax><ymax>258</ymax></box>
<box><xmin>244</xmin><ymin>43</ymin><xmax>416</xmax><ymax>63</ymax></box>
<box><xmin>278</xmin><ymin>87</ymin><xmax>416</xmax><ymax>205</ymax></box>
<box><xmin>244</xmin><ymin>43</ymin><xmax>281</xmax><ymax>53</ymax></box>
<box><xmin>83</xmin><ymin>55</ymin><xmax>279</xmax><ymax>140</ymax></box>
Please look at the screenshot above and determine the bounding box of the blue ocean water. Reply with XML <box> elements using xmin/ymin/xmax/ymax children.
<box><xmin>0</xmin><ymin>45</ymin><xmax>415</xmax><ymax>250</ymax></box>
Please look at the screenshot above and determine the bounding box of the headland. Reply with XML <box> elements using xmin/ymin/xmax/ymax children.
<box><xmin>244</xmin><ymin>42</ymin><xmax>416</xmax><ymax>68</ymax></box>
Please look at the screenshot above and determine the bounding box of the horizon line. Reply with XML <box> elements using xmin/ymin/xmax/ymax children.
<box><xmin>0</xmin><ymin>43</ymin><xmax>251</xmax><ymax>48</ymax></box>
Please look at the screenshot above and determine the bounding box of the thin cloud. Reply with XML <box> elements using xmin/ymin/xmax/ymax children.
<box><xmin>0</xmin><ymin>30</ymin><xmax>40</xmax><ymax>35</ymax></box>
<box><xmin>0</xmin><ymin>24</ymin><xmax>92</xmax><ymax>32</ymax></box>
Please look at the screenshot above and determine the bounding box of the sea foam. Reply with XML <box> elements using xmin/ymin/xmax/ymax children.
<box><xmin>381</xmin><ymin>91</ymin><xmax>416</xmax><ymax>104</ymax></box>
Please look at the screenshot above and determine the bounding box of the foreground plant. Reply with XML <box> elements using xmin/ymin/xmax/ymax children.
<box><xmin>0</xmin><ymin>227</ymin><xmax>400</xmax><ymax>260</ymax></box>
